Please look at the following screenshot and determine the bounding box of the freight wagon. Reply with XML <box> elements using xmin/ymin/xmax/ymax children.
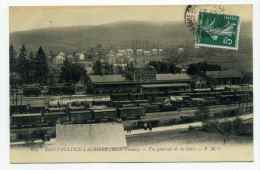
<box><xmin>117</xmin><ymin>106</ymin><xmax>145</xmax><ymax>120</ymax></box>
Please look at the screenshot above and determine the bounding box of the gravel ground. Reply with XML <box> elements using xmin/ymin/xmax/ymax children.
<box><xmin>10</xmin><ymin>130</ymin><xmax>253</xmax><ymax>163</ymax></box>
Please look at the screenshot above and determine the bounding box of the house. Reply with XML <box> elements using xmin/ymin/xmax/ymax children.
<box><xmin>53</xmin><ymin>52</ymin><xmax>65</xmax><ymax>65</ymax></box>
<box><xmin>77</xmin><ymin>53</ymin><xmax>85</xmax><ymax>61</ymax></box>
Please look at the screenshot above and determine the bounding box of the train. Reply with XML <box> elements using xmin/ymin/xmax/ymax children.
<box><xmin>10</xmin><ymin>90</ymin><xmax>252</xmax><ymax>114</ymax></box>
<box><xmin>20</xmin><ymin>84</ymin><xmax>252</xmax><ymax>105</ymax></box>
<box><xmin>10</xmin><ymin>86</ymin><xmax>253</xmax><ymax>129</ymax></box>
<box><xmin>22</xmin><ymin>84</ymin><xmax>77</xmax><ymax>96</ymax></box>
<box><xmin>10</xmin><ymin>105</ymin><xmax>145</xmax><ymax>128</ymax></box>
<box><xmin>18</xmin><ymin>84</ymin><xmax>232</xmax><ymax>97</ymax></box>
<box><xmin>10</xmin><ymin>91</ymin><xmax>252</xmax><ymax>128</ymax></box>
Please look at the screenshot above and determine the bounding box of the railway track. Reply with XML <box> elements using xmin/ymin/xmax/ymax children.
<box><xmin>11</xmin><ymin>113</ymin><xmax>253</xmax><ymax>145</ymax></box>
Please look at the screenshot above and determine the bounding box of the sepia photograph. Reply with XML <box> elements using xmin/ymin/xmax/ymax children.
<box><xmin>9</xmin><ymin>5</ymin><xmax>253</xmax><ymax>163</ymax></box>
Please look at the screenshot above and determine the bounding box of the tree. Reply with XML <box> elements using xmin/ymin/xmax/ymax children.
<box><xmin>35</xmin><ymin>46</ymin><xmax>49</xmax><ymax>84</ymax></box>
<box><xmin>187</xmin><ymin>62</ymin><xmax>221</xmax><ymax>75</ymax></box>
<box><xmin>96</xmin><ymin>44</ymin><xmax>104</xmax><ymax>60</ymax></box>
<box><xmin>60</xmin><ymin>57</ymin><xmax>86</xmax><ymax>83</ymax></box>
<box><xmin>48</xmin><ymin>50</ymin><xmax>55</xmax><ymax>63</ymax></box>
<box><xmin>93</xmin><ymin>60</ymin><xmax>103</xmax><ymax>75</ymax></box>
<box><xmin>60</xmin><ymin>57</ymin><xmax>72</xmax><ymax>82</ymax></box>
<box><xmin>148</xmin><ymin>61</ymin><xmax>180</xmax><ymax>73</ymax></box>
<box><xmin>71</xmin><ymin>63</ymin><xmax>87</xmax><ymax>83</ymax></box>
<box><xmin>169</xmin><ymin>64</ymin><xmax>181</xmax><ymax>73</ymax></box>
<box><xmin>125</xmin><ymin>62</ymin><xmax>135</xmax><ymax>80</ymax></box>
<box><xmin>103</xmin><ymin>63</ymin><xmax>113</xmax><ymax>74</ymax></box>
<box><xmin>86</xmin><ymin>48</ymin><xmax>96</xmax><ymax>60</ymax></box>
<box><xmin>9</xmin><ymin>44</ymin><xmax>16</xmax><ymax>72</ymax></box>
<box><xmin>27</xmin><ymin>51</ymin><xmax>36</xmax><ymax>83</ymax></box>
<box><xmin>16</xmin><ymin>45</ymin><xmax>28</xmax><ymax>83</ymax></box>
<box><xmin>47</xmin><ymin>67</ymin><xmax>57</xmax><ymax>86</ymax></box>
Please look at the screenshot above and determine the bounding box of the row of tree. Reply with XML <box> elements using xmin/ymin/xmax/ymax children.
<box><xmin>148</xmin><ymin>61</ymin><xmax>221</xmax><ymax>75</ymax></box>
<box><xmin>148</xmin><ymin>61</ymin><xmax>182</xmax><ymax>73</ymax></box>
<box><xmin>60</xmin><ymin>57</ymin><xmax>87</xmax><ymax>84</ymax></box>
<box><xmin>93</xmin><ymin>60</ymin><xmax>113</xmax><ymax>75</ymax></box>
<box><xmin>10</xmin><ymin>45</ymin><xmax>49</xmax><ymax>84</ymax></box>
<box><xmin>92</xmin><ymin>60</ymin><xmax>222</xmax><ymax>76</ymax></box>
<box><xmin>186</xmin><ymin>62</ymin><xmax>221</xmax><ymax>75</ymax></box>
<box><xmin>10</xmin><ymin>44</ymin><xmax>87</xmax><ymax>86</ymax></box>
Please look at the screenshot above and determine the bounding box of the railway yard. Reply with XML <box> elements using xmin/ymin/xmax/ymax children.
<box><xmin>8</xmin><ymin>5</ymin><xmax>255</xmax><ymax>163</ymax></box>
<box><xmin>10</xmin><ymin>84</ymin><xmax>253</xmax><ymax>144</ymax></box>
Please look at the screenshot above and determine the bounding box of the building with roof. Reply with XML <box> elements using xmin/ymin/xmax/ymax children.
<box><xmin>86</xmin><ymin>72</ymin><xmax>194</xmax><ymax>95</ymax></box>
<box><xmin>67</xmin><ymin>54</ymin><xmax>74</xmax><ymax>62</ymax></box>
<box><xmin>139</xmin><ymin>73</ymin><xmax>192</xmax><ymax>94</ymax></box>
<box><xmin>73</xmin><ymin>61</ymin><xmax>94</xmax><ymax>74</ymax></box>
<box><xmin>75</xmin><ymin>52</ymin><xmax>85</xmax><ymax>61</ymax></box>
<box><xmin>140</xmin><ymin>83</ymin><xmax>190</xmax><ymax>94</ymax></box>
<box><xmin>53</xmin><ymin>52</ymin><xmax>66</xmax><ymax>65</ymax></box>
<box><xmin>89</xmin><ymin>74</ymin><xmax>126</xmax><ymax>83</ymax></box>
<box><xmin>206</xmin><ymin>70</ymin><xmax>243</xmax><ymax>85</ymax></box>
<box><xmin>86</xmin><ymin>68</ymin><xmax>245</xmax><ymax>95</ymax></box>
<box><xmin>87</xmin><ymin>74</ymin><xmax>139</xmax><ymax>94</ymax></box>
<box><xmin>130</xmin><ymin>65</ymin><xmax>157</xmax><ymax>82</ymax></box>
<box><xmin>156</xmin><ymin>73</ymin><xmax>192</xmax><ymax>82</ymax></box>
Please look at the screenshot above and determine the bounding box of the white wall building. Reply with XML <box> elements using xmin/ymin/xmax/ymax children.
<box><xmin>53</xmin><ymin>52</ymin><xmax>66</xmax><ymax>65</ymax></box>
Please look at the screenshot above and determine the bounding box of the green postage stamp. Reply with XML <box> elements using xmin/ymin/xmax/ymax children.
<box><xmin>196</xmin><ymin>12</ymin><xmax>240</xmax><ymax>50</ymax></box>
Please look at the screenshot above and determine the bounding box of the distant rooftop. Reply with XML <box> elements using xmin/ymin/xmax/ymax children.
<box><xmin>206</xmin><ymin>70</ymin><xmax>242</xmax><ymax>79</ymax></box>
<box><xmin>89</xmin><ymin>74</ymin><xmax>126</xmax><ymax>83</ymax></box>
<box><xmin>141</xmin><ymin>83</ymin><xmax>189</xmax><ymax>88</ymax></box>
<box><xmin>156</xmin><ymin>73</ymin><xmax>192</xmax><ymax>81</ymax></box>
<box><xmin>133</xmin><ymin>64</ymin><xmax>156</xmax><ymax>70</ymax></box>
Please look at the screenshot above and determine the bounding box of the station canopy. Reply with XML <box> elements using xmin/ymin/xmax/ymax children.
<box><xmin>141</xmin><ymin>83</ymin><xmax>189</xmax><ymax>88</ymax></box>
<box><xmin>156</xmin><ymin>73</ymin><xmax>192</xmax><ymax>81</ymax></box>
<box><xmin>89</xmin><ymin>74</ymin><xmax>126</xmax><ymax>83</ymax></box>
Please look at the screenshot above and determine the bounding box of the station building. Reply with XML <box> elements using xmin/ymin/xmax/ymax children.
<box><xmin>86</xmin><ymin>71</ymin><xmax>193</xmax><ymax>95</ymax></box>
<box><xmin>205</xmin><ymin>70</ymin><xmax>243</xmax><ymax>85</ymax></box>
<box><xmin>86</xmin><ymin>74</ymin><xmax>139</xmax><ymax>94</ymax></box>
<box><xmin>86</xmin><ymin>67</ymin><xmax>244</xmax><ymax>95</ymax></box>
<box><xmin>140</xmin><ymin>73</ymin><xmax>192</xmax><ymax>94</ymax></box>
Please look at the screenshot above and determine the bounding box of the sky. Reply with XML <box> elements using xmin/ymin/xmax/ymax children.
<box><xmin>9</xmin><ymin>5</ymin><xmax>252</xmax><ymax>32</ymax></box>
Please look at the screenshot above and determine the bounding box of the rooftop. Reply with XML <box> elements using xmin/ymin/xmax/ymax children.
<box><xmin>156</xmin><ymin>73</ymin><xmax>192</xmax><ymax>81</ymax></box>
<box><xmin>134</xmin><ymin>65</ymin><xmax>156</xmax><ymax>70</ymax></box>
<box><xmin>12</xmin><ymin>113</ymin><xmax>41</xmax><ymax>117</ymax></box>
<box><xmin>92</xmin><ymin>108</ymin><xmax>117</xmax><ymax>112</ymax></box>
<box><xmin>141</xmin><ymin>83</ymin><xmax>189</xmax><ymax>88</ymax></box>
<box><xmin>89</xmin><ymin>74</ymin><xmax>126</xmax><ymax>83</ymax></box>
<box><xmin>206</xmin><ymin>70</ymin><xmax>242</xmax><ymax>79</ymax></box>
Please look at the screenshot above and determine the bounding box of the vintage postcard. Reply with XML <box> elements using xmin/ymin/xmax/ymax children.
<box><xmin>9</xmin><ymin>5</ymin><xmax>253</xmax><ymax>163</ymax></box>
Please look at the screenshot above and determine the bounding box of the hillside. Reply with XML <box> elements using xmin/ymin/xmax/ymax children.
<box><xmin>10</xmin><ymin>21</ymin><xmax>253</xmax><ymax>72</ymax></box>
<box><xmin>9</xmin><ymin>21</ymin><xmax>204</xmax><ymax>52</ymax></box>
